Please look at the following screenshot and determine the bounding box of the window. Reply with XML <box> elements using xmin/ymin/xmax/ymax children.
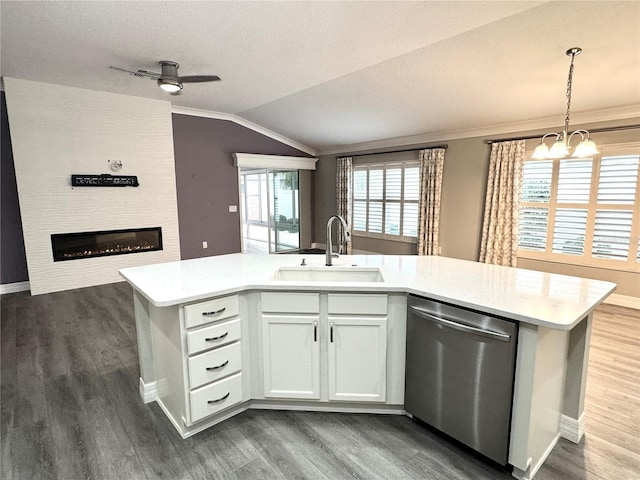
<box><xmin>353</xmin><ymin>162</ymin><xmax>420</xmax><ymax>242</ymax></box>
<box><xmin>518</xmin><ymin>144</ymin><xmax>640</xmax><ymax>271</ymax></box>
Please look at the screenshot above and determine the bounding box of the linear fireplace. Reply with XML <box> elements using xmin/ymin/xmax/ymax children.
<box><xmin>51</xmin><ymin>227</ymin><xmax>163</xmax><ymax>262</ymax></box>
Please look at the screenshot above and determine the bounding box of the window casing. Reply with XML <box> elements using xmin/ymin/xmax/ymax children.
<box><xmin>518</xmin><ymin>143</ymin><xmax>640</xmax><ymax>272</ymax></box>
<box><xmin>353</xmin><ymin>162</ymin><xmax>420</xmax><ymax>242</ymax></box>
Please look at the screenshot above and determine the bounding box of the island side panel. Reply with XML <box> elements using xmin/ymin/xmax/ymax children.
<box><xmin>133</xmin><ymin>290</ymin><xmax>156</xmax><ymax>402</ymax></box>
<box><xmin>510</xmin><ymin>323</ymin><xmax>569</xmax><ymax>480</ymax></box>
<box><xmin>561</xmin><ymin>313</ymin><xmax>592</xmax><ymax>442</ymax></box>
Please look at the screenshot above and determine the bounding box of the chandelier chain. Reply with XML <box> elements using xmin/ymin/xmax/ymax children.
<box><xmin>564</xmin><ymin>54</ymin><xmax>576</xmax><ymax>132</ymax></box>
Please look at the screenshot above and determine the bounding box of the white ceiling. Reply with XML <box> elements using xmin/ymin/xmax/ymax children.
<box><xmin>1</xmin><ymin>1</ymin><xmax>639</xmax><ymax>154</ymax></box>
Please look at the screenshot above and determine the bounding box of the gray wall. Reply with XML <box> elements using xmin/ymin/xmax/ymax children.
<box><xmin>172</xmin><ymin>114</ymin><xmax>312</xmax><ymax>259</ymax></box>
<box><xmin>0</xmin><ymin>92</ymin><xmax>28</xmax><ymax>284</ymax></box>
<box><xmin>314</xmin><ymin>118</ymin><xmax>640</xmax><ymax>296</ymax></box>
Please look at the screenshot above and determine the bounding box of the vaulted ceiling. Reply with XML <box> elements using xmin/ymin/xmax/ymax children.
<box><xmin>1</xmin><ymin>1</ymin><xmax>639</xmax><ymax>153</ymax></box>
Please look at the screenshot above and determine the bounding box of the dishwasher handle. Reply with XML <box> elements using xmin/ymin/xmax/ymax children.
<box><xmin>409</xmin><ymin>305</ymin><xmax>511</xmax><ymax>341</ymax></box>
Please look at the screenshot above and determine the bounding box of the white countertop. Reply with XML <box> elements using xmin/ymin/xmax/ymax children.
<box><xmin>119</xmin><ymin>253</ymin><xmax>616</xmax><ymax>330</ymax></box>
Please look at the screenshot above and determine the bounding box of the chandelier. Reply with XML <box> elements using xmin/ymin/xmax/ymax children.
<box><xmin>532</xmin><ymin>47</ymin><xmax>598</xmax><ymax>159</ymax></box>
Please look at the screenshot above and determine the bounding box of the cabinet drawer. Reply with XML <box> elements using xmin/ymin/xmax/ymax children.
<box><xmin>186</xmin><ymin>318</ymin><xmax>241</xmax><ymax>355</ymax></box>
<box><xmin>184</xmin><ymin>295</ymin><xmax>239</xmax><ymax>329</ymax></box>
<box><xmin>188</xmin><ymin>342</ymin><xmax>242</xmax><ymax>389</ymax></box>
<box><xmin>261</xmin><ymin>292</ymin><xmax>320</xmax><ymax>314</ymax></box>
<box><xmin>189</xmin><ymin>372</ymin><xmax>243</xmax><ymax>424</ymax></box>
<box><xmin>328</xmin><ymin>294</ymin><xmax>388</xmax><ymax>315</ymax></box>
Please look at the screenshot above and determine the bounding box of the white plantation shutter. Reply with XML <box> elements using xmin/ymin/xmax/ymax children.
<box><xmin>369</xmin><ymin>201</ymin><xmax>383</xmax><ymax>233</ymax></box>
<box><xmin>519</xmin><ymin>148</ymin><xmax>640</xmax><ymax>271</ymax></box>
<box><xmin>385</xmin><ymin>165</ymin><xmax>402</xmax><ymax>235</ymax></box>
<box><xmin>557</xmin><ymin>159</ymin><xmax>593</xmax><ymax>203</ymax></box>
<box><xmin>593</xmin><ymin>155</ymin><xmax>639</xmax><ymax>262</ymax></box>
<box><xmin>404</xmin><ymin>165</ymin><xmax>420</xmax><ymax>200</ymax></box>
<box><xmin>350</xmin><ymin>161</ymin><xmax>420</xmax><ymax>241</ymax></box>
<box><xmin>522</xmin><ymin>160</ymin><xmax>552</xmax><ymax>203</ymax></box>
<box><xmin>592</xmin><ymin>210</ymin><xmax>633</xmax><ymax>260</ymax></box>
<box><xmin>552</xmin><ymin>208</ymin><xmax>588</xmax><ymax>255</ymax></box>
<box><xmin>353</xmin><ymin>169</ymin><xmax>367</xmax><ymax>232</ymax></box>
<box><xmin>518</xmin><ymin>207</ymin><xmax>548</xmax><ymax>251</ymax></box>
<box><xmin>597</xmin><ymin>156</ymin><xmax>639</xmax><ymax>204</ymax></box>
<box><xmin>385</xmin><ymin>203</ymin><xmax>400</xmax><ymax>235</ymax></box>
<box><xmin>403</xmin><ymin>203</ymin><xmax>419</xmax><ymax>237</ymax></box>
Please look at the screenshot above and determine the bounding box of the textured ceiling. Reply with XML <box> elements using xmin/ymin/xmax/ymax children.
<box><xmin>1</xmin><ymin>1</ymin><xmax>639</xmax><ymax>153</ymax></box>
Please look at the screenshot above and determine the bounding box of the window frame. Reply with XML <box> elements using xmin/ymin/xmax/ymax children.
<box><xmin>518</xmin><ymin>142</ymin><xmax>640</xmax><ymax>272</ymax></box>
<box><xmin>352</xmin><ymin>161</ymin><xmax>420</xmax><ymax>243</ymax></box>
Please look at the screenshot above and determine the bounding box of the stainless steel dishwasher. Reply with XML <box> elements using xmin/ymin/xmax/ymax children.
<box><xmin>405</xmin><ymin>294</ymin><xmax>518</xmax><ymax>466</ymax></box>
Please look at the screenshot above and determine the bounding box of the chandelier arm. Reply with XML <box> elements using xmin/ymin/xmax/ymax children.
<box><xmin>541</xmin><ymin>132</ymin><xmax>561</xmax><ymax>144</ymax></box>
<box><xmin>568</xmin><ymin>129</ymin><xmax>589</xmax><ymax>145</ymax></box>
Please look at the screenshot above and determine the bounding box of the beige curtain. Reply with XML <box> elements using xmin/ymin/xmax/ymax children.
<box><xmin>479</xmin><ymin>140</ymin><xmax>525</xmax><ymax>266</ymax></box>
<box><xmin>336</xmin><ymin>156</ymin><xmax>353</xmax><ymax>254</ymax></box>
<box><xmin>418</xmin><ymin>148</ymin><xmax>446</xmax><ymax>255</ymax></box>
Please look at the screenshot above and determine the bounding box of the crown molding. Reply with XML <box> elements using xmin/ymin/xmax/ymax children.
<box><xmin>317</xmin><ymin>105</ymin><xmax>640</xmax><ymax>156</ymax></box>
<box><xmin>171</xmin><ymin>106</ymin><xmax>316</xmax><ymax>156</ymax></box>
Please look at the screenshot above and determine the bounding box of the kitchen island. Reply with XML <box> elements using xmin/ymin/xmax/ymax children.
<box><xmin>120</xmin><ymin>253</ymin><xmax>615</xmax><ymax>480</ymax></box>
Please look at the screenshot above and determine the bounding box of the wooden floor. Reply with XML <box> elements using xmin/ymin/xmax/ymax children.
<box><xmin>1</xmin><ymin>283</ymin><xmax>638</xmax><ymax>479</ymax></box>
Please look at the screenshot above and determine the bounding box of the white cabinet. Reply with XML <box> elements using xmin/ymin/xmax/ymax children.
<box><xmin>328</xmin><ymin>316</ymin><xmax>387</xmax><ymax>402</ymax></box>
<box><xmin>328</xmin><ymin>294</ymin><xmax>388</xmax><ymax>403</ymax></box>
<box><xmin>261</xmin><ymin>292</ymin><xmax>320</xmax><ymax>399</ymax></box>
<box><xmin>262</xmin><ymin>315</ymin><xmax>320</xmax><ymax>399</ymax></box>
<box><xmin>151</xmin><ymin>293</ymin><xmax>245</xmax><ymax>435</ymax></box>
<box><xmin>260</xmin><ymin>291</ymin><xmax>387</xmax><ymax>403</ymax></box>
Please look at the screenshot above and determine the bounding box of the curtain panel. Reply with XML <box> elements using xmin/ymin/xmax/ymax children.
<box><xmin>336</xmin><ymin>156</ymin><xmax>353</xmax><ymax>254</ymax></box>
<box><xmin>417</xmin><ymin>148</ymin><xmax>446</xmax><ymax>256</ymax></box>
<box><xmin>479</xmin><ymin>140</ymin><xmax>525</xmax><ymax>267</ymax></box>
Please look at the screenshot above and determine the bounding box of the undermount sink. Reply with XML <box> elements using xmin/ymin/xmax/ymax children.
<box><xmin>273</xmin><ymin>266</ymin><xmax>384</xmax><ymax>283</ymax></box>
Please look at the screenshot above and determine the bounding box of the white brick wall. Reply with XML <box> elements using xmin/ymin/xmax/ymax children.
<box><xmin>4</xmin><ymin>78</ymin><xmax>181</xmax><ymax>295</ymax></box>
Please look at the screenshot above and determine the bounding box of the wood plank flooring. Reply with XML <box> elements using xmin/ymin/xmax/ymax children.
<box><xmin>1</xmin><ymin>283</ymin><xmax>639</xmax><ymax>479</ymax></box>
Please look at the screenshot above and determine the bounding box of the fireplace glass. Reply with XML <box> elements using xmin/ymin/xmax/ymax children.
<box><xmin>51</xmin><ymin>227</ymin><xmax>162</xmax><ymax>261</ymax></box>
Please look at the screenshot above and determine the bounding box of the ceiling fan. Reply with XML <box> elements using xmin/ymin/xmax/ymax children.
<box><xmin>110</xmin><ymin>60</ymin><xmax>220</xmax><ymax>94</ymax></box>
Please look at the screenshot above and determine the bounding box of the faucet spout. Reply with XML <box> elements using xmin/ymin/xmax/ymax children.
<box><xmin>326</xmin><ymin>215</ymin><xmax>350</xmax><ymax>266</ymax></box>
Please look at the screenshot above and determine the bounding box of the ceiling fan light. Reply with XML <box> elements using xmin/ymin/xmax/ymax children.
<box><xmin>159</xmin><ymin>80</ymin><xmax>182</xmax><ymax>93</ymax></box>
<box><xmin>573</xmin><ymin>139</ymin><xmax>598</xmax><ymax>158</ymax></box>
<box><xmin>548</xmin><ymin>140</ymin><xmax>569</xmax><ymax>159</ymax></box>
<box><xmin>532</xmin><ymin>142</ymin><xmax>550</xmax><ymax>159</ymax></box>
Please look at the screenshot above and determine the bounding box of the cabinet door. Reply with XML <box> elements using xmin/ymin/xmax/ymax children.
<box><xmin>328</xmin><ymin>316</ymin><xmax>387</xmax><ymax>403</ymax></box>
<box><xmin>262</xmin><ymin>315</ymin><xmax>320</xmax><ymax>399</ymax></box>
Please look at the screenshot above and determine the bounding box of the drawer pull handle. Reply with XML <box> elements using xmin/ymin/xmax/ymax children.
<box><xmin>206</xmin><ymin>360</ymin><xmax>229</xmax><ymax>371</ymax></box>
<box><xmin>202</xmin><ymin>307</ymin><xmax>226</xmax><ymax>317</ymax></box>
<box><xmin>205</xmin><ymin>332</ymin><xmax>228</xmax><ymax>342</ymax></box>
<box><xmin>313</xmin><ymin>321</ymin><xmax>318</xmax><ymax>342</ymax></box>
<box><xmin>207</xmin><ymin>392</ymin><xmax>230</xmax><ymax>404</ymax></box>
<box><xmin>330</xmin><ymin>321</ymin><xmax>334</xmax><ymax>343</ymax></box>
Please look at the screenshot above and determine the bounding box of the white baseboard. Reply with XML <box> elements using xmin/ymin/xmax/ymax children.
<box><xmin>560</xmin><ymin>413</ymin><xmax>585</xmax><ymax>444</ymax></box>
<box><xmin>0</xmin><ymin>281</ymin><xmax>30</xmax><ymax>295</ymax></box>
<box><xmin>139</xmin><ymin>378</ymin><xmax>157</xmax><ymax>404</ymax></box>
<box><xmin>603</xmin><ymin>293</ymin><xmax>640</xmax><ymax>310</ymax></box>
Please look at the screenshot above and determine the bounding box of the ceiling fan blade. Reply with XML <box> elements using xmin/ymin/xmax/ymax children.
<box><xmin>109</xmin><ymin>66</ymin><xmax>161</xmax><ymax>80</ymax></box>
<box><xmin>179</xmin><ymin>75</ymin><xmax>221</xmax><ymax>83</ymax></box>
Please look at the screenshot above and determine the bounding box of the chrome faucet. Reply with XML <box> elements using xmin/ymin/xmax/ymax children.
<box><xmin>326</xmin><ymin>215</ymin><xmax>351</xmax><ymax>266</ymax></box>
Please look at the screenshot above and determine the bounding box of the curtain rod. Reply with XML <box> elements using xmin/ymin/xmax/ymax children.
<box><xmin>485</xmin><ymin>124</ymin><xmax>640</xmax><ymax>144</ymax></box>
<box><xmin>336</xmin><ymin>144</ymin><xmax>448</xmax><ymax>159</ymax></box>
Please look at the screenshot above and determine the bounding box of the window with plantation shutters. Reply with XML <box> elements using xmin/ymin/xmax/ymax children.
<box><xmin>518</xmin><ymin>144</ymin><xmax>640</xmax><ymax>272</ymax></box>
<box><xmin>352</xmin><ymin>162</ymin><xmax>420</xmax><ymax>242</ymax></box>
